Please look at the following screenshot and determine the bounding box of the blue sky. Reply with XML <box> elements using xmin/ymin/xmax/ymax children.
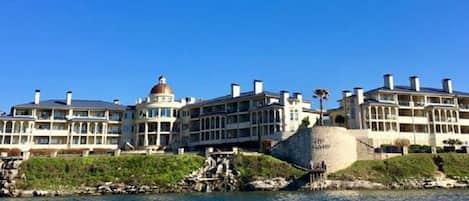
<box><xmin>1</xmin><ymin>1</ymin><xmax>469</xmax><ymax>112</ymax></box>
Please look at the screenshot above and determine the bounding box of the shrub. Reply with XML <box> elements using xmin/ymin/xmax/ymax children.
<box><xmin>9</xmin><ymin>148</ymin><xmax>22</xmax><ymax>157</ymax></box>
<box><xmin>58</xmin><ymin>149</ymin><xmax>88</xmax><ymax>155</ymax></box>
<box><xmin>91</xmin><ymin>148</ymin><xmax>113</xmax><ymax>155</ymax></box>
<box><xmin>30</xmin><ymin>149</ymin><xmax>58</xmax><ymax>156</ymax></box>
<box><xmin>409</xmin><ymin>144</ymin><xmax>432</xmax><ymax>153</ymax></box>
<box><xmin>380</xmin><ymin>144</ymin><xmax>401</xmax><ymax>153</ymax></box>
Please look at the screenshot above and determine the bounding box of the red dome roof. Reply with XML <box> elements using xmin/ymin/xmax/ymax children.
<box><xmin>150</xmin><ymin>75</ymin><xmax>173</xmax><ymax>94</ymax></box>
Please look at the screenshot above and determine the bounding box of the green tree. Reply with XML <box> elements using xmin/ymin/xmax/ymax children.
<box><xmin>299</xmin><ymin>117</ymin><xmax>310</xmax><ymax>128</ymax></box>
<box><xmin>313</xmin><ymin>88</ymin><xmax>329</xmax><ymax>126</ymax></box>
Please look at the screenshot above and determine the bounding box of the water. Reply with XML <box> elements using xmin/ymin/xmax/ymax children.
<box><xmin>1</xmin><ymin>190</ymin><xmax>469</xmax><ymax>201</ymax></box>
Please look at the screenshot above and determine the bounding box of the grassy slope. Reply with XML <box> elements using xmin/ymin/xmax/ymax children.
<box><xmin>440</xmin><ymin>154</ymin><xmax>469</xmax><ymax>178</ymax></box>
<box><xmin>232</xmin><ymin>154</ymin><xmax>306</xmax><ymax>183</ymax></box>
<box><xmin>18</xmin><ymin>154</ymin><xmax>205</xmax><ymax>190</ymax></box>
<box><xmin>329</xmin><ymin>154</ymin><xmax>437</xmax><ymax>184</ymax></box>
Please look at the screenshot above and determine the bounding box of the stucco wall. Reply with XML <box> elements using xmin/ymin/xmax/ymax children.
<box><xmin>311</xmin><ymin>127</ymin><xmax>358</xmax><ymax>173</ymax></box>
<box><xmin>272</xmin><ymin>126</ymin><xmax>359</xmax><ymax>173</ymax></box>
<box><xmin>271</xmin><ymin>128</ymin><xmax>312</xmax><ymax>168</ymax></box>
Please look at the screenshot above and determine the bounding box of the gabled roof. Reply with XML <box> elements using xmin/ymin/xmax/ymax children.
<box><xmin>366</xmin><ymin>85</ymin><xmax>469</xmax><ymax>97</ymax></box>
<box><xmin>14</xmin><ymin>99</ymin><xmax>127</xmax><ymax>110</ymax></box>
<box><xmin>189</xmin><ymin>91</ymin><xmax>279</xmax><ymax>106</ymax></box>
<box><xmin>190</xmin><ymin>90</ymin><xmax>312</xmax><ymax>107</ymax></box>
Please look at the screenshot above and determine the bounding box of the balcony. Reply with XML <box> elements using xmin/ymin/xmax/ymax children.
<box><xmin>398</xmin><ymin>101</ymin><xmax>411</xmax><ymax>107</ymax></box>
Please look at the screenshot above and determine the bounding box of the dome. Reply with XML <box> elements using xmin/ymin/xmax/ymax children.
<box><xmin>150</xmin><ymin>75</ymin><xmax>173</xmax><ymax>94</ymax></box>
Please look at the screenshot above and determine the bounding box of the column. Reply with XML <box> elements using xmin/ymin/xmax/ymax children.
<box><xmin>156</xmin><ymin>122</ymin><xmax>161</xmax><ymax>146</ymax></box>
<box><xmin>103</xmin><ymin>123</ymin><xmax>108</xmax><ymax>145</ymax></box>
<box><xmin>78</xmin><ymin>122</ymin><xmax>83</xmax><ymax>144</ymax></box>
<box><xmin>69</xmin><ymin>122</ymin><xmax>74</xmax><ymax>145</ymax></box>
<box><xmin>10</xmin><ymin>121</ymin><xmax>15</xmax><ymax>144</ymax></box>
<box><xmin>28</xmin><ymin>122</ymin><xmax>33</xmax><ymax>144</ymax></box>
<box><xmin>169</xmin><ymin>122</ymin><xmax>173</xmax><ymax>144</ymax></box>
<box><xmin>19</xmin><ymin>121</ymin><xmax>24</xmax><ymax>144</ymax></box>
<box><xmin>144</xmin><ymin>122</ymin><xmax>149</xmax><ymax>146</ymax></box>
<box><xmin>381</xmin><ymin>106</ymin><xmax>386</xmax><ymax>131</ymax></box>
<box><xmin>368</xmin><ymin>107</ymin><xmax>372</xmax><ymax>129</ymax></box>
<box><xmin>2</xmin><ymin>121</ymin><xmax>6</xmax><ymax>144</ymax></box>
<box><xmin>94</xmin><ymin>122</ymin><xmax>98</xmax><ymax>145</ymax></box>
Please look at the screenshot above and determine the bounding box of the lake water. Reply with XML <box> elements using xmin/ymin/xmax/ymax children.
<box><xmin>2</xmin><ymin>190</ymin><xmax>469</xmax><ymax>201</ymax></box>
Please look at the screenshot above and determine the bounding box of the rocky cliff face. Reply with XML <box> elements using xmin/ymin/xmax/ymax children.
<box><xmin>182</xmin><ymin>152</ymin><xmax>240</xmax><ymax>192</ymax></box>
<box><xmin>0</xmin><ymin>157</ymin><xmax>22</xmax><ymax>197</ymax></box>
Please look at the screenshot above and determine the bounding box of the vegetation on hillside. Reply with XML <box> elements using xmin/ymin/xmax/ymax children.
<box><xmin>232</xmin><ymin>154</ymin><xmax>306</xmax><ymax>183</ymax></box>
<box><xmin>439</xmin><ymin>154</ymin><xmax>469</xmax><ymax>178</ymax></box>
<box><xmin>329</xmin><ymin>154</ymin><xmax>437</xmax><ymax>184</ymax></box>
<box><xmin>18</xmin><ymin>154</ymin><xmax>205</xmax><ymax>190</ymax></box>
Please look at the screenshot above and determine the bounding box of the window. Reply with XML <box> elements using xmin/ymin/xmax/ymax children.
<box><xmin>138</xmin><ymin>110</ymin><xmax>147</xmax><ymax>118</ymax></box>
<box><xmin>161</xmin><ymin>108</ymin><xmax>172</xmax><ymax>117</ymax></box>
<box><xmin>54</xmin><ymin>111</ymin><xmax>66</xmax><ymax>120</ymax></box>
<box><xmin>73</xmin><ymin>111</ymin><xmax>88</xmax><ymax>117</ymax></box>
<box><xmin>149</xmin><ymin>109</ymin><xmax>158</xmax><ymax>118</ymax></box>
<box><xmin>148</xmin><ymin>123</ymin><xmax>157</xmax><ymax>132</ymax></box>
<box><xmin>160</xmin><ymin>122</ymin><xmax>171</xmax><ymax>132</ymax></box>
<box><xmin>110</xmin><ymin>112</ymin><xmax>121</xmax><ymax>121</ymax></box>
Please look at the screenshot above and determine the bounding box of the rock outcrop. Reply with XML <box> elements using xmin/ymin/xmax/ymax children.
<box><xmin>182</xmin><ymin>152</ymin><xmax>240</xmax><ymax>192</ymax></box>
<box><xmin>0</xmin><ymin>157</ymin><xmax>22</xmax><ymax>197</ymax></box>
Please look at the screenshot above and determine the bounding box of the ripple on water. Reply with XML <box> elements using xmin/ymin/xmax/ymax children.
<box><xmin>3</xmin><ymin>190</ymin><xmax>469</xmax><ymax>201</ymax></box>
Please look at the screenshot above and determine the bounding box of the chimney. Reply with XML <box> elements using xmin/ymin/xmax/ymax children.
<box><xmin>384</xmin><ymin>74</ymin><xmax>394</xmax><ymax>90</ymax></box>
<box><xmin>231</xmin><ymin>83</ymin><xmax>240</xmax><ymax>98</ymax></box>
<box><xmin>410</xmin><ymin>76</ymin><xmax>420</xmax><ymax>91</ymax></box>
<box><xmin>294</xmin><ymin>92</ymin><xmax>303</xmax><ymax>101</ymax></box>
<box><xmin>34</xmin><ymin>89</ymin><xmax>41</xmax><ymax>105</ymax></box>
<box><xmin>354</xmin><ymin>87</ymin><xmax>364</xmax><ymax>105</ymax></box>
<box><xmin>113</xmin><ymin>99</ymin><xmax>120</xmax><ymax>105</ymax></box>
<box><xmin>443</xmin><ymin>78</ymin><xmax>453</xmax><ymax>93</ymax></box>
<box><xmin>180</xmin><ymin>98</ymin><xmax>187</xmax><ymax>105</ymax></box>
<box><xmin>137</xmin><ymin>98</ymin><xmax>142</xmax><ymax>104</ymax></box>
<box><xmin>280</xmin><ymin>90</ymin><xmax>290</xmax><ymax>105</ymax></box>
<box><xmin>66</xmin><ymin>91</ymin><xmax>72</xmax><ymax>106</ymax></box>
<box><xmin>342</xmin><ymin>90</ymin><xmax>352</xmax><ymax>99</ymax></box>
<box><xmin>254</xmin><ymin>80</ymin><xmax>263</xmax><ymax>94</ymax></box>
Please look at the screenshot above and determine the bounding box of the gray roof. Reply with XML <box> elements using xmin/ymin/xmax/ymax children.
<box><xmin>0</xmin><ymin>115</ymin><xmax>35</xmax><ymax>121</ymax></box>
<box><xmin>14</xmin><ymin>99</ymin><xmax>127</xmax><ymax>110</ymax></box>
<box><xmin>190</xmin><ymin>90</ymin><xmax>311</xmax><ymax>106</ymax></box>
<box><xmin>366</xmin><ymin>85</ymin><xmax>469</xmax><ymax>97</ymax></box>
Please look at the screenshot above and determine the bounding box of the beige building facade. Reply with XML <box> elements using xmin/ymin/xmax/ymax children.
<box><xmin>177</xmin><ymin>80</ymin><xmax>320</xmax><ymax>149</ymax></box>
<box><xmin>0</xmin><ymin>90</ymin><xmax>125</xmax><ymax>151</ymax></box>
<box><xmin>330</xmin><ymin>74</ymin><xmax>469</xmax><ymax>147</ymax></box>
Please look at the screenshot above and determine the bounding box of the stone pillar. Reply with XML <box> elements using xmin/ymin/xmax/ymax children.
<box><xmin>81</xmin><ymin>150</ymin><xmax>90</xmax><ymax>157</ymax></box>
<box><xmin>22</xmin><ymin>151</ymin><xmax>31</xmax><ymax>160</ymax></box>
<box><xmin>178</xmin><ymin>148</ymin><xmax>184</xmax><ymax>155</ymax></box>
<box><xmin>114</xmin><ymin>149</ymin><xmax>121</xmax><ymax>156</ymax></box>
<box><xmin>146</xmin><ymin>149</ymin><xmax>152</xmax><ymax>155</ymax></box>
<box><xmin>205</xmin><ymin>147</ymin><xmax>214</xmax><ymax>157</ymax></box>
<box><xmin>51</xmin><ymin>150</ymin><xmax>58</xmax><ymax>158</ymax></box>
<box><xmin>232</xmin><ymin>147</ymin><xmax>239</xmax><ymax>154</ymax></box>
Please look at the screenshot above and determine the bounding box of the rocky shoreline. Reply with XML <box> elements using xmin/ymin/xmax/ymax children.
<box><xmin>10</xmin><ymin>176</ymin><xmax>469</xmax><ymax>198</ymax></box>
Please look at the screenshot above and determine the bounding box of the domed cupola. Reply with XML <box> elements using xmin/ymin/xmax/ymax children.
<box><xmin>150</xmin><ymin>75</ymin><xmax>173</xmax><ymax>95</ymax></box>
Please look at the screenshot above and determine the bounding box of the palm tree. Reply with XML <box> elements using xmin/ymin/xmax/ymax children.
<box><xmin>313</xmin><ymin>89</ymin><xmax>329</xmax><ymax>126</ymax></box>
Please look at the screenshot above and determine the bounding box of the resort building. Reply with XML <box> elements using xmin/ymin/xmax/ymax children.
<box><xmin>0</xmin><ymin>90</ymin><xmax>126</xmax><ymax>150</ymax></box>
<box><xmin>133</xmin><ymin>76</ymin><xmax>184</xmax><ymax>150</ymax></box>
<box><xmin>177</xmin><ymin>80</ymin><xmax>320</xmax><ymax>149</ymax></box>
<box><xmin>0</xmin><ymin>75</ymin><xmax>319</xmax><ymax>152</ymax></box>
<box><xmin>329</xmin><ymin>74</ymin><xmax>469</xmax><ymax>147</ymax></box>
